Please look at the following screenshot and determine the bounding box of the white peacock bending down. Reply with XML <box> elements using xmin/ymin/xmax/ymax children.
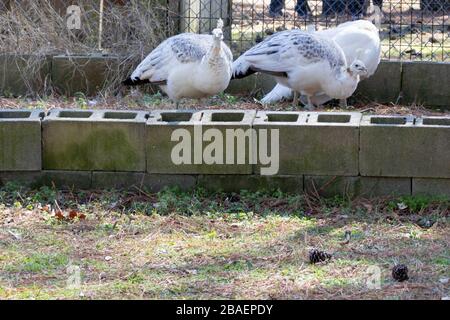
<box><xmin>261</xmin><ymin>20</ymin><xmax>381</xmax><ymax>108</ymax></box>
<box><xmin>232</xmin><ymin>29</ymin><xmax>368</xmax><ymax>110</ymax></box>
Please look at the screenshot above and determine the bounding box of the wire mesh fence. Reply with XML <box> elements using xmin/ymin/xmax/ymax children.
<box><xmin>176</xmin><ymin>0</ymin><xmax>449</xmax><ymax>62</ymax></box>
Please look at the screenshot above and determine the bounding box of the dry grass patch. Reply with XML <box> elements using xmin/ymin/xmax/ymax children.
<box><xmin>0</xmin><ymin>186</ymin><xmax>448</xmax><ymax>299</ymax></box>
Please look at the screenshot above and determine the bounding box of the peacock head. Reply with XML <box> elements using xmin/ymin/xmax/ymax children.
<box><xmin>212</xmin><ymin>19</ymin><xmax>224</xmax><ymax>41</ymax></box>
<box><xmin>347</xmin><ymin>60</ymin><xmax>368</xmax><ymax>77</ymax></box>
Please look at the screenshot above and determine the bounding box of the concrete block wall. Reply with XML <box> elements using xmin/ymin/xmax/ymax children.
<box><xmin>0</xmin><ymin>109</ymin><xmax>44</xmax><ymax>171</ymax></box>
<box><xmin>0</xmin><ymin>108</ymin><xmax>449</xmax><ymax>198</ymax></box>
<box><xmin>0</xmin><ymin>55</ymin><xmax>52</xmax><ymax>96</ymax></box>
<box><xmin>43</xmin><ymin>109</ymin><xmax>147</xmax><ymax>171</ymax></box>
<box><xmin>0</xmin><ymin>54</ymin><xmax>119</xmax><ymax>97</ymax></box>
<box><xmin>51</xmin><ymin>54</ymin><xmax>119</xmax><ymax>96</ymax></box>
<box><xmin>1</xmin><ymin>56</ymin><xmax>448</xmax><ymax>109</ymax></box>
<box><xmin>146</xmin><ymin>110</ymin><xmax>256</xmax><ymax>174</ymax></box>
<box><xmin>360</xmin><ymin>115</ymin><xmax>450</xmax><ymax>178</ymax></box>
<box><xmin>254</xmin><ymin>111</ymin><xmax>361</xmax><ymax>176</ymax></box>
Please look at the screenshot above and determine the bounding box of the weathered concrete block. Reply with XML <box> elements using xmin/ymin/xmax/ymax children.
<box><xmin>39</xmin><ymin>170</ymin><xmax>92</xmax><ymax>189</ymax></box>
<box><xmin>305</xmin><ymin>175</ymin><xmax>359</xmax><ymax>198</ymax></box>
<box><xmin>0</xmin><ymin>171</ymin><xmax>43</xmax><ymax>188</ymax></box>
<box><xmin>0</xmin><ymin>109</ymin><xmax>44</xmax><ymax>171</ymax></box>
<box><xmin>92</xmin><ymin>172</ymin><xmax>145</xmax><ymax>189</ymax></box>
<box><xmin>143</xmin><ymin>174</ymin><xmax>197</xmax><ymax>192</ymax></box>
<box><xmin>356</xmin><ymin>177</ymin><xmax>411</xmax><ymax>197</ymax></box>
<box><xmin>360</xmin><ymin>115</ymin><xmax>450</xmax><ymax>178</ymax></box>
<box><xmin>197</xmin><ymin>174</ymin><xmax>304</xmax><ymax>193</ymax></box>
<box><xmin>52</xmin><ymin>54</ymin><xmax>119</xmax><ymax>96</ymax></box>
<box><xmin>402</xmin><ymin>61</ymin><xmax>450</xmax><ymax>108</ymax></box>
<box><xmin>354</xmin><ymin>60</ymin><xmax>402</xmax><ymax>104</ymax></box>
<box><xmin>146</xmin><ymin>110</ymin><xmax>256</xmax><ymax>174</ymax></box>
<box><xmin>254</xmin><ymin>111</ymin><xmax>361</xmax><ymax>176</ymax></box>
<box><xmin>226</xmin><ymin>73</ymin><xmax>276</xmax><ymax>96</ymax></box>
<box><xmin>305</xmin><ymin>175</ymin><xmax>412</xmax><ymax>198</ymax></box>
<box><xmin>412</xmin><ymin>178</ymin><xmax>450</xmax><ymax>198</ymax></box>
<box><xmin>0</xmin><ymin>54</ymin><xmax>51</xmax><ymax>96</ymax></box>
<box><xmin>146</xmin><ymin>110</ymin><xmax>202</xmax><ymax>174</ymax></box>
<box><xmin>43</xmin><ymin>109</ymin><xmax>147</xmax><ymax>171</ymax></box>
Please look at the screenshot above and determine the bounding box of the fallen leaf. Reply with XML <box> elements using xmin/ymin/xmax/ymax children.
<box><xmin>55</xmin><ymin>210</ymin><xmax>65</xmax><ymax>220</ymax></box>
<box><xmin>68</xmin><ymin>210</ymin><xmax>78</xmax><ymax>220</ymax></box>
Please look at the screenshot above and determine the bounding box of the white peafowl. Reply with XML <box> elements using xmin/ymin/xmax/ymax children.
<box><xmin>123</xmin><ymin>19</ymin><xmax>233</xmax><ymax>108</ymax></box>
<box><xmin>261</xmin><ymin>20</ymin><xmax>381</xmax><ymax>108</ymax></box>
<box><xmin>232</xmin><ymin>30</ymin><xmax>368</xmax><ymax>110</ymax></box>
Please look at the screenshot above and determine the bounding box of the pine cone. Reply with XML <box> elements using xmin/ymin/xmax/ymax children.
<box><xmin>392</xmin><ymin>264</ymin><xmax>409</xmax><ymax>282</ymax></box>
<box><xmin>309</xmin><ymin>249</ymin><xmax>332</xmax><ymax>264</ymax></box>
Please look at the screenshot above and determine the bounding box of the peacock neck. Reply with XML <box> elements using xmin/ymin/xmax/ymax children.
<box><xmin>204</xmin><ymin>39</ymin><xmax>223</xmax><ymax>66</ymax></box>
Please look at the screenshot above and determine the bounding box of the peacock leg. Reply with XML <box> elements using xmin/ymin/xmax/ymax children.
<box><xmin>304</xmin><ymin>96</ymin><xmax>315</xmax><ymax>111</ymax></box>
<box><xmin>339</xmin><ymin>99</ymin><xmax>348</xmax><ymax>109</ymax></box>
<box><xmin>293</xmin><ymin>91</ymin><xmax>299</xmax><ymax>107</ymax></box>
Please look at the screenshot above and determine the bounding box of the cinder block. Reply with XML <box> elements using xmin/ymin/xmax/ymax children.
<box><xmin>0</xmin><ymin>171</ymin><xmax>43</xmax><ymax>188</ymax></box>
<box><xmin>143</xmin><ymin>174</ymin><xmax>197</xmax><ymax>192</ymax></box>
<box><xmin>0</xmin><ymin>109</ymin><xmax>44</xmax><ymax>171</ymax></box>
<box><xmin>52</xmin><ymin>54</ymin><xmax>119</xmax><ymax>96</ymax></box>
<box><xmin>0</xmin><ymin>54</ymin><xmax>51</xmax><ymax>96</ymax></box>
<box><xmin>197</xmin><ymin>174</ymin><xmax>303</xmax><ymax>193</ymax></box>
<box><xmin>356</xmin><ymin>177</ymin><xmax>411</xmax><ymax>197</ymax></box>
<box><xmin>305</xmin><ymin>175</ymin><xmax>359</xmax><ymax>198</ymax></box>
<box><xmin>253</xmin><ymin>111</ymin><xmax>361</xmax><ymax>176</ymax></box>
<box><xmin>402</xmin><ymin>61</ymin><xmax>450</xmax><ymax>108</ymax></box>
<box><xmin>305</xmin><ymin>175</ymin><xmax>412</xmax><ymax>198</ymax></box>
<box><xmin>354</xmin><ymin>60</ymin><xmax>402</xmax><ymax>104</ymax></box>
<box><xmin>226</xmin><ymin>73</ymin><xmax>276</xmax><ymax>96</ymax></box>
<box><xmin>146</xmin><ymin>110</ymin><xmax>256</xmax><ymax>174</ymax></box>
<box><xmin>92</xmin><ymin>172</ymin><xmax>145</xmax><ymax>189</ymax></box>
<box><xmin>412</xmin><ymin>178</ymin><xmax>450</xmax><ymax>198</ymax></box>
<box><xmin>39</xmin><ymin>170</ymin><xmax>92</xmax><ymax>189</ymax></box>
<box><xmin>146</xmin><ymin>110</ymin><xmax>202</xmax><ymax>174</ymax></box>
<box><xmin>43</xmin><ymin>109</ymin><xmax>147</xmax><ymax>171</ymax></box>
<box><xmin>360</xmin><ymin>115</ymin><xmax>450</xmax><ymax>178</ymax></box>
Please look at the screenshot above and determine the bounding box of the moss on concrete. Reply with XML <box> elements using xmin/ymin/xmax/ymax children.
<box><xmin>44</xmin><ymin>128</ymin><xmax>140</xmax><ymax>171</ymax></box>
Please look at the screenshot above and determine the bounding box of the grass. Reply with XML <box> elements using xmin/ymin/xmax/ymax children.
<box><xmin>0</xmin><ymin>184</ymin><xmax>448</xmax><ymax>299</ymax></box>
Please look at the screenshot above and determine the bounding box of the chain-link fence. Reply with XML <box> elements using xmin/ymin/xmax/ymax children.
<box><xmin>175</xmin><ymin>0</ymin><xmax>449</xmax><ymax>62</ymax></box>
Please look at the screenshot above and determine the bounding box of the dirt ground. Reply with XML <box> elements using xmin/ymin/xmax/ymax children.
<box><xmin>0</xmin><ymin>92</ymin><xmax>449</xmax><ymax>116</ymax></box>
<box><xmin>0</xmin><ymin>187</ymin><xmax>449</xmax><ymax>299</ymax></box>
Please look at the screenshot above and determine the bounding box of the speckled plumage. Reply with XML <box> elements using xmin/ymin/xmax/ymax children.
<box><xmin>126</xmin><ymin>22</ymin><xmax>233</xmax><ymax>104</ymax></box>
<box><xmin>233</xmin><ymin>30</ymin><xmax>346</xmax><ymax>79</ymax></box>
<box><xmin>245</xmin><ymin>31</ymin><xmax>345</xmax><ymax>71</ymax></box>
<box><xmin>170</xmin><ymin>36</ymin><xmax>208</xmax><ymax>63</ymax></box>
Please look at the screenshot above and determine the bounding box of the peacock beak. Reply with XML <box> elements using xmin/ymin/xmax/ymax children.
<box><xmin>359</xmin><ymin>66</ymin><xmax>368</xmax><ymax>75</ymax></box>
